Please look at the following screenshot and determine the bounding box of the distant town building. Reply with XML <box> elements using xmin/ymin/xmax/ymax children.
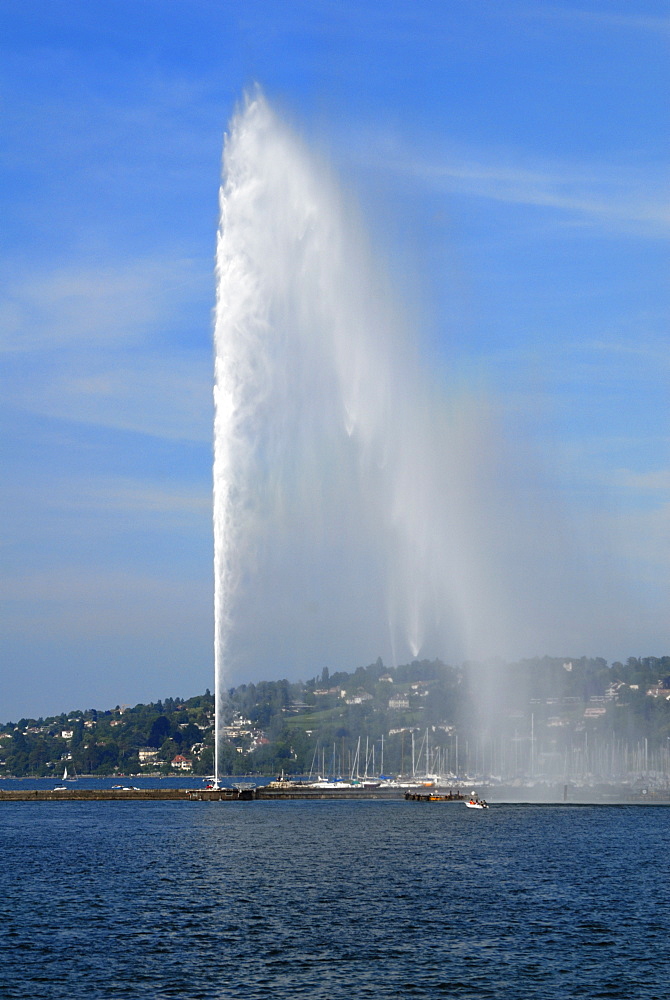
<box><xmin>647</xmin><ymin>684</ymin><xmax>670</xmax><ymax>700</ymax></box>
<box><xmin>388</xmin><ymin>697</ymin><xmax>410</xmax><ymax>710</ymax></box>
<box><xmin>222</xmin><ymin>724</ymin><xmax>252</xmax><ymax>737</ymax></box>
<box><xmin>345</xmin><ymin>691</ymin><xmax>373</xmax><ymax>705</ymax></box>
<box><xmin>171</xmin><ymin>755</ymin><xmax>193</xmax><ymax>771</ymax></box>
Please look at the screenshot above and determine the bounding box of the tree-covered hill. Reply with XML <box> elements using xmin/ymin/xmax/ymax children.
<box><xmin>2</xmin><ymin>654</ymin><xmax>670</xmax><ymax>778</ymax></box>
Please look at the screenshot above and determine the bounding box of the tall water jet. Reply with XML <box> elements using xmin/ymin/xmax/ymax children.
<box><xmin>212</xmin><ymin>91</ymin><xmax>607</xmax><ymax>782</ymax></box>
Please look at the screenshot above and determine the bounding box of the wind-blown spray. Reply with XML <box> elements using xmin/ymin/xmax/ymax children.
<box><xmin>212</xmin><ymin>92</ymin><xmax>607</xmax><ymax>782</ymax></box>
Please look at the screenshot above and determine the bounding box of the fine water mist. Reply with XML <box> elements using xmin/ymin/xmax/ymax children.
<box><xmin>213</xmin><ymin>91</ymin><xmax>620</xmax><ymax>777</ymax></box>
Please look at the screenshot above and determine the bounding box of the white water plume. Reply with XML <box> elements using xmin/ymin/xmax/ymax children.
<box><xmin>213</xmin><ymin>92</ymin><xmax>618</xmax><ymax>777</ymax></box>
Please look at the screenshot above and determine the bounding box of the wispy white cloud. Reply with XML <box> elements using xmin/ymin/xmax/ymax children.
<box><xmin>0</xmin><ymin>256</ymin><xmax>209</xmax><ymax>354</ymax></box>
<box><xmin>613</xmin><ymin>469</ymin><xmax>670</xmax><ymax>494</ymax></box>
<box><xmin>65</xmin><ymin>358</ymin><xmax>208</xmax><ymax>442</ymax></box>
<box><xmin>380</xmin><ymin>147</ymin><xmax>670</xmax><ymax>236</ymax></box>
<box><xmin>532</xmin><ymin>336</ymin><xmax>669</xmax><ymax>393</ymax></box>
<box><xmin>585</xmin><ymin>336</ymin><xmax>670</xmax><ymax>361</ymax></box>
<box><xmin>4</xmin><ymin>351</ymin><xmax>211</xmax><ymax>442</ymax></box>
<box><xmin>0</xmin><ymin>253</ymin><xmax>213</xmax><ymax>441</ymax></box>
<box><xmin>529</xmin><ymin>5</ymin><xmax>670</xmax><ymax>37</ymax></box>
<box><xmin>0</xmin><ymin>474</ymin><xmax>211</xmax><ymax>570</ymax></box>
<box><xmin>57</xmin><ymin>476</ymin><xmax>210</xmax><ymax>522</ymax></box>
<box><xmin>346</xmin><ymin>117</ymin><xmax>669</xmax><ymax>239</ymax></box>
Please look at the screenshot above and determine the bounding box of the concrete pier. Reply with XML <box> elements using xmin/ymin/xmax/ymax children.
<box><xmin>0</xmin><ymin>787</ymin><xmax>240</xmax><ymax>802</ymax></box>
<box><xmin>0</xmin><ymin>785</ymin><xmax>450</xmax><ymax>802</ymax></box>
<box><xmin>2</xmin><ymin>785</ymin><xmax>667</xmax><ymax>803</ymax></box>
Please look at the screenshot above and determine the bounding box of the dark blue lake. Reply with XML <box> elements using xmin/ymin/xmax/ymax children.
<box><xmin>2</xmin><ymin>801</ymin><xmax>669</xmax><ymax>998</ymax></box>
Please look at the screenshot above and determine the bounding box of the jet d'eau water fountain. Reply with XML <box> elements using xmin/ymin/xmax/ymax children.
<box><xmin>211</xmin><ymin>92</ymin><xmax>612</xmax><ymax>786</ymax></box>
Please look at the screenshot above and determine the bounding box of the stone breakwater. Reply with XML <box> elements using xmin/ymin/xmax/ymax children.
<box><xmin>2</xmin><ymin>785</ymin><xmax>670</xmax><ymax>803</ymax></box>
<box><xmin>0</xmin><ymin>788</ymin><xmax>238</xmax><ymax>802</ymax></box>
<box><xmin>0</xmin><ymin>786</ymin><xmax>451</xmax><ymax>802</ymax></box>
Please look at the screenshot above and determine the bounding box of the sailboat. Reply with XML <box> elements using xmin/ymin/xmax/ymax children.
<box><xmin>54</xmin><ymin>762</ymin><xmax>77</xmax><ymax>790</ymax></box>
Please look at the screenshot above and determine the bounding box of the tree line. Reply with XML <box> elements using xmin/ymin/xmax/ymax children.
<box><xmin>2</xmin><ymin>655</ymin><xmax>669</xmax><ymax>777</ymax></box>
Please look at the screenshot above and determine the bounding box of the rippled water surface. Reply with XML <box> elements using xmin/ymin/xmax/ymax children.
<box><xmin>2</xmin><ymin>801</ymin><xmax>669</xmax><ymax>998</ymax></box>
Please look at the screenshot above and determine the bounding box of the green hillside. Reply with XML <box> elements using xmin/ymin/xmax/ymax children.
<box><xmin>2</xmin><ymin>655</ymin><xmax>670</xmax><ymax>778</ymax></box>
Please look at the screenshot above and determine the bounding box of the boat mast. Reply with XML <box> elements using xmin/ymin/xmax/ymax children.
<box><xmin>351</xmin><ymin>737</ymin><xmax>360</xmax><ymax>781</ymax></box>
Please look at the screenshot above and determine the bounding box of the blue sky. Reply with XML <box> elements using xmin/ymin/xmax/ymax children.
<box><xmin>1</xmin><ymin>0</ymin><xmax>668</xmax><ymax>720</ymax></box>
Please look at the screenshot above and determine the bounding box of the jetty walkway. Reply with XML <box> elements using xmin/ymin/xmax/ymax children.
<box><xmin>0</xmin><ymin>786</ymin><xmax>465</xmax><ymax>803</ymax></box>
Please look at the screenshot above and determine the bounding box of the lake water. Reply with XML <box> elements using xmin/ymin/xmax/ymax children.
<box><xmin>2</xmin><ymin>801</ymin><xmax>669</xmax><ymax>998</ymax></box>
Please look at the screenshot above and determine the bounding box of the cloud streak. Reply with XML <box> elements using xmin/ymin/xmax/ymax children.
<box><xmin>529</xmin><ymin>5</ymin><xmax>670</xmax><ymax>37</ymax></box>
<box><xmin>1</xmin><ymin>254</ymin><xmax>213</xmax><ymax>442</ymax></box>
<box><xmin>10</xmin><ymin>356</ymin><xmax>212</xmax><ymax>443</ymax></box>
<box><xmin>0</xmin><ymin>256</ymin><xmax>209</xmax><ymax>354</ymax></box>
<box><xmin>381</xmin><ymin>147</ymin><xmax>670</xmax><ymax>236</ymax></box>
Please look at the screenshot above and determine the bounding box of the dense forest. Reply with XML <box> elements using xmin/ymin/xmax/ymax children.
<box><xmin>2</xmin><ymin>655</ymin><xmax>670</xmax><ymax>779</ymax></box>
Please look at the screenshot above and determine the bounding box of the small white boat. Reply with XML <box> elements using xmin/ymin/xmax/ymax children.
<box><xmin>307</xmin><ymin>777</ymin><xmax>357</xmax><ymax>789</ymax></box>
<box><xmin>465</xmin><ymin>792</ymin><xmax>489</xmax><ymax>809</ymax></box>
